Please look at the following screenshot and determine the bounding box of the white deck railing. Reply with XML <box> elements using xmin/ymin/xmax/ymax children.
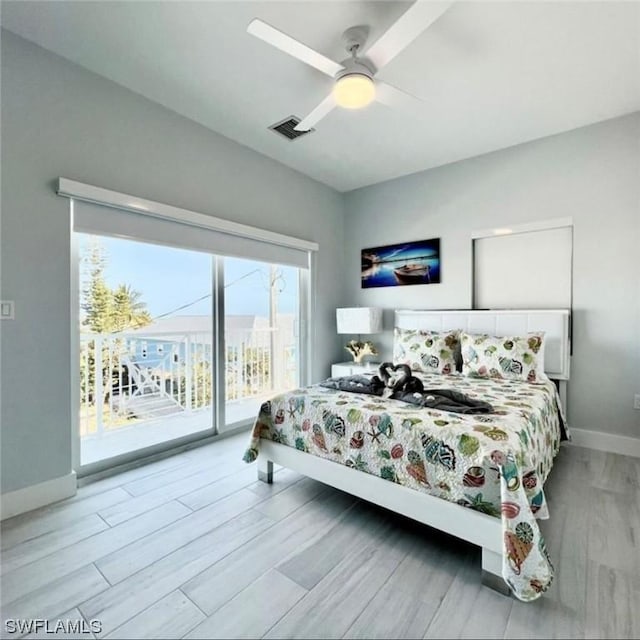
<box><xmin>79</xmin><ymin>327</ymin><xmax>297</xmax><ymax>438</ymax></box>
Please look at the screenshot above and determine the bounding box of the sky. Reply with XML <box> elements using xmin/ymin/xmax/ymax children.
<box><xmin>365</xmin><ymin>238</ymin><xmax>440</xmax><ymax>263</ymax></box>
<box><xmin>78</xmin><ymin>234</ymin><xmax>298</xmax><ymax>319</ymax></box>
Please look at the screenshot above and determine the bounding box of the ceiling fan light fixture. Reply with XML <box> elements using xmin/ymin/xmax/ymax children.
<box><xmin>333</xmin><ymin>73</ymin><xmax>375</xmax><ymax>109</ymax></box>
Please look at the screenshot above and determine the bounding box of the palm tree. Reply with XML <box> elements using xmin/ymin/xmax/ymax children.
<box><xmin>80</xmin><ymin>239</ymin><xmax>153</xmax><ymax>414</ymax></box>
<box><xmin>111</xmin><ymin>284</ymin><xmax>152</xmax><ymax>332</ymax></box>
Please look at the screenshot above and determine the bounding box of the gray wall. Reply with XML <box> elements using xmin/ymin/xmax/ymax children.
<box><xmin>345</xmin><ymin>113</ymin><xmax>640</xmax><ymax>440</ymax></box>
<box><xmin>0</xmin><ymin>31</ymin><xmax>345</xmax><ymax>494</ymax></box>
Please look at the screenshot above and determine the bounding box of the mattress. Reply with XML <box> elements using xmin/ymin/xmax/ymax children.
<box><xmin>243</xmin><ymin>371</ymin><xmax>566</xmax><ymax>602</ymax></box>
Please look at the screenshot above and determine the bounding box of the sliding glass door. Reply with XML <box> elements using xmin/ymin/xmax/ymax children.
<box><xmin>77</xmin><ymin>234</ymin><xmax>215</xmax><ymax>466</ymax></box>
<box><xmin>75</xmin><ymin>229</ymin><xmax>305</xmax><ymax>470</ymax></box>
<box><xmin>223</xmin><ymin>257</ymin><xmax>299</xmax><ymax>429</ymax></box>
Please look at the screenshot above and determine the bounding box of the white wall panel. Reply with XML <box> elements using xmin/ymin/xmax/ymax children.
<box><xmin>474</xmin><ymin>226</ymin><xmax>572</xmax><ymax>309</ymax></box>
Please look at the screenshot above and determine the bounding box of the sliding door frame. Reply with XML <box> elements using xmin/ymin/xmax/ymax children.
<box><xmin>64</xmin><ymin>178</ymin><xmax>316</xmax><ymax>477</ymax></box>
<box><xmin>71</xmin><ymin>231</ymin><xmax>221</xmax><ymax>477</ymax></box>
<box><xmin>70</xmin><ymin>202</ymin><xmax>81</xmax><ymax>473</ymax></box>
<box><xmin>213</xmin><ymin>256</ymin><xmax>226</xmax><ymax>432</ymax></box>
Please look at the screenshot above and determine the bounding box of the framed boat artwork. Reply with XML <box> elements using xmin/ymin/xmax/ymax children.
<box><xmin>361</xmin><ymin>238</ymin><xmax>441</xmax><ymax>288</ymax></box>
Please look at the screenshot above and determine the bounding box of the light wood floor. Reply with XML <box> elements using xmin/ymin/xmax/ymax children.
<box><xmin>1</xmin><ymin>433</ymin><xmax>639</xmax><ymax>639</ymax></box>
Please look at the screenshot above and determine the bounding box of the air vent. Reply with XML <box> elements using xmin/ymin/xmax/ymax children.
<box><xmin>269</xmin><ymin>116</ymin><xmax>314</xmax><ymax>141</ymax></box>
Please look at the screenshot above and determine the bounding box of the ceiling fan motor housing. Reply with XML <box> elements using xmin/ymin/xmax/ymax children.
<box><xmin>341</xmin><ymin>25</ymin><xmax>370</xmax><ymax>56</ymax></box>
<box><xmin>336</xmin><ymin>57</ymin><xmax>375</xmax><ymax>81</ymax></box>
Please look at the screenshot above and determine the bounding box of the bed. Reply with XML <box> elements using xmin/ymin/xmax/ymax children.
<box><xmin>243</xmin><ymin>309</ymin><xmax>570</xmax><ymax>602</ymax></box>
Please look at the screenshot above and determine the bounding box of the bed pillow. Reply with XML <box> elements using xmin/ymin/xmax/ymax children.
<box><xmin>460</xmin><ymin>331</ymin><xmax>547</xmax><ymax>382</ymax></box>
<box><xmin>393</xmin><ymin>328</ymin><xmax>459</xmax><ymax>375</ymax></box>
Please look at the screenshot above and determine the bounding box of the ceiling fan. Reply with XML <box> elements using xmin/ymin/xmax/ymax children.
<box><xmin>247</xmin><ymin>1</ymin><xmax>453</xmax><ymax>132</ymax></box>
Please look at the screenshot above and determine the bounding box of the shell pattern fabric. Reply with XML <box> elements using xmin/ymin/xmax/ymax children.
<box><xmin>461</xmin><ymin>332</ymin><xmax>548</xmax><ymax>383</ymax></box>
<box><xmin>243</xmin><ymin>372</ymin><xmax>567</xmax><ymax>602</ymax></box>
<box><xmin>393</xmin><ymin>328</ymin><xmax>460</xmax><ymax>375</ymax></box>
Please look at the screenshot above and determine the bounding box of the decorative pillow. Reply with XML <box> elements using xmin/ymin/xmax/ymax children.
<box><xmin>393</xmin><ymin>328</ymin><xmax>459</xmax><ymax>375</ymax></box>
<box><xmin>460</xmin><ymin>331</ymin><xmax>547</xmax><ymax>382</ymax></box>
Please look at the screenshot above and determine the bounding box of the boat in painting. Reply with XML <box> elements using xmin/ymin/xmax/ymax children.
<box><xmin>394</xmin><ymin>263</ymin><xmax>431</xmax><ymax>284</ymax></box>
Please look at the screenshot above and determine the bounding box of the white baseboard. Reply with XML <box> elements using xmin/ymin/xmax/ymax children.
<box><xmin>1</xmin><ymin>472</ymin><xmax>77</xmax><ymax>521</ymax></box>
<box><xmin>569</xmin><ymin>428</ymin><xmax>640</xmax><ymax>458</ymax></box>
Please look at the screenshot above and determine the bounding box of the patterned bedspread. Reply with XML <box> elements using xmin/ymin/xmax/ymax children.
<box><xmin>243</xmin><ymin>372</ymin><xmax>567</xmax><ymax>602</ymax></box>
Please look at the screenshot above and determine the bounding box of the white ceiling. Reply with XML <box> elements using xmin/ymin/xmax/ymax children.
<box><xmin>2</xmin><ymin>1</ymin><xmax>639</xmax><ymax>192</ymax></box>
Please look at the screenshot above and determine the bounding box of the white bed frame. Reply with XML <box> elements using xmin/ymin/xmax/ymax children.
<box><xmin>257</xmin><ymin>309</ymin><xmax>571</xmax><ymax>595</ymax></box>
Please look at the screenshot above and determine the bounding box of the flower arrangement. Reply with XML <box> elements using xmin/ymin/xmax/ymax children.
<box><xmin>345</xmin><ymin>339</ymin><xmax>378</xmax><ymax>364</ymax></box>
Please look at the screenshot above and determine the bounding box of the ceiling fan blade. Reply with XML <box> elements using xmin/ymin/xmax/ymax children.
<box><xmin>365</xmin><ymin>1</ymin><xmax>453</xmax><ymax>72</ymax></box>
<box><xmin>294</xmin><ymin>94</ymin><xmax>337</xmax><ymax>131</ymax></box>
<box><xmin>375</xmin><ymin>82</ymin><xmax>424</xmax><ymax>112</ymax></box>
<box><xmin>247</xmin><ymin>19</ymin><xmax>343</xmax><ymax>77</ymax></box>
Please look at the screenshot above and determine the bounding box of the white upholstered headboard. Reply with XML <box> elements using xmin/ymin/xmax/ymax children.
<box><xmin>394</xmin><ymin>309</ymin><xmax>571</xmax><ymax>380</ymax></box>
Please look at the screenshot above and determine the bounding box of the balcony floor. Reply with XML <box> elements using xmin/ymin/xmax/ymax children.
<box><xmin>80</xmin><ymin>397</ymin><xmax>264</xmax><ymax>466</ymax></box>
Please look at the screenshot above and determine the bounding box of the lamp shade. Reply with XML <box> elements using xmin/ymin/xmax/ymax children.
<box><xmin>336</xmin><ymin>307</ymin><xmax>383</xmax><ymax>334</ymax></box>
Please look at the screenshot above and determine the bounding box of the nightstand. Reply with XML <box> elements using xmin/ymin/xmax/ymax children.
<box><xmin>331</xmin><ymin>362</ymin><xmax>380</xmax><ymax>377</ymax></box>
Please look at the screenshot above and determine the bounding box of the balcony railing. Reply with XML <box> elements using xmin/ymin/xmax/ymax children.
<box><xmin>79</xmin><ymin>327</ymin><xmax>297</xmax><ymax>438</ymax></box>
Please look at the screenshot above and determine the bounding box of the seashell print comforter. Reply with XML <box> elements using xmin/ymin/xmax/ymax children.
<box><xmin>243</xmin><ymin>372</ymin><xmax>568</xmax><ymax>602</ymax></box>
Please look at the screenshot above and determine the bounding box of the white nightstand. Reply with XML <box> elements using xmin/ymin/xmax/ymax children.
<box><xmin>331</xmin><ymin>362</ymin><xmax>380</xmax><ymax>377</ymax></box>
